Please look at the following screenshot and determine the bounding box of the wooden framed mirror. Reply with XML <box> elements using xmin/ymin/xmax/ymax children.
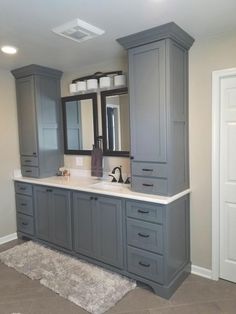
<box><xmin>101</xmin><ymin>88</ymin><xmax>129</xmax><ymax>157</ymax></box>
<box><xmin>62</xmin><ymin>93</ymin><xmax>98</xmax><ymax>155</ymax></box>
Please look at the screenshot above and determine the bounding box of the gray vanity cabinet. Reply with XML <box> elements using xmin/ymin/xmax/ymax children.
<box><xmin>117</xmin><ymin>22</ymin><xmax>194</xmax><ymax>196</ymax></box>
<box><xmin>73</xmin><ymin>192</ymin><xmax>124</xmax><ymax>269</ymax></box>
<box><xmin>34</xmin><ymin>186</ymin><xmax>72</xmax><ymax>250</ymax></box>
<box><xmin>12</xmin><ymin>65</ymin><xmax>63</xmax><ymax>178</ymax></box>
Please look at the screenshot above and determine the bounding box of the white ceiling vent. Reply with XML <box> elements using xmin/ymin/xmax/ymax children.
<box><xmin>52</xmin><ymin>18</ymin><xmax>105</xmax><ymax>43</ymax></box>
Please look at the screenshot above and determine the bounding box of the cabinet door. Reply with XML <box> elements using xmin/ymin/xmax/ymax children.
<box><xmin>34</xmin><ymin>186</ymin><xmax>50</xmax><ymax>242</ymax></box>
<box><xmin>15</xmin><ymin>76</ymin><xmax>38</xmax><ymax>156</ymax></box>
<box><xmin>51</xmin><ymin>188</ymin><xmax>72</xmax><ymax>250</ymax></box>
<box><xmin>94</xmin><ymin>196</ymin><xmax>124</xmax><ymax>269</ymax></box>
<box><xmin>129</xmin><ymin>41</ymin><xmax>167</xmax><ymax>162</ymax></box>
<box><xmin>73</xmin><ymin>192</ymin><xmax>95</xmax><ymax>258</ymax></box>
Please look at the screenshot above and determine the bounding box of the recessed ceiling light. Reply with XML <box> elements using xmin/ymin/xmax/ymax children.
<box><xmin>1</xmin><ymin>45</ymin><xmax>18</xmax><ymax>54</ymax></box>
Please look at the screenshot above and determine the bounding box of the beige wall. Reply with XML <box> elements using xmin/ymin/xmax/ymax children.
<box><xmin>189</xmin><ymin>32</ymin><xmax>236</xmax><ymax>269</ymax></box>
<box><xmin>0</xmin><ymin>69</ymin><xmax>20</xmax><ymax>238</ymax></box>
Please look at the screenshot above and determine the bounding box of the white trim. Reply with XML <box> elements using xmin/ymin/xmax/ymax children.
<box><xmin>0</xmin><ymin>233</ymin><xmax>18</xmax><ymax>245</ymax></box>
<box><xmin>191</xmin><ymin>265</ymin><xmax>213</xmax><ymax>280</ymax></box>
<box><xmin>212</xmin><ymin>67</ymin><xmax>236</xmax><ymax>281</ymax></box>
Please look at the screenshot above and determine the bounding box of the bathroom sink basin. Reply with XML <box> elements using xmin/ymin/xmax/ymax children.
<box><xmin>90</xmin><ymin>181</ymin><xmax>129</xmax><ymax>192</ymax></box>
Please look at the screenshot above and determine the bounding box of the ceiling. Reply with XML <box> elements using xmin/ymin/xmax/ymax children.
<box><xmin>0</xmin><ymin>0</ymin><xmax>236</xmax><ymax>72</ymax></box>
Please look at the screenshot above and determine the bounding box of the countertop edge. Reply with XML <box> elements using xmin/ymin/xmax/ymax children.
<box><xmin>13</xmin><ymin>176</ymin><xmax>191</xmax><ymax>205</ymax></box>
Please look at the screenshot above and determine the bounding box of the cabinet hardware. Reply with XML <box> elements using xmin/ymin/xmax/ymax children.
<box><xmin>32</xmin><ymin>152</ymin><xmax>37</xmax><ymax>155</ymax></box>
<box><xmin>138</xmin><ymin>232</ymin><xmax>150</xmax><ymax>238</ymax></box>
<box><xmin>142</xmin><ymin>168</ymin><xmax>153</xmax><ymax>172</ymax></box>
<box><xmin>20</xmin><ymin>187</ymin><xmax>26</xmax><ymax>190</ymax></box>
<box><xmin>20</xmin><ymin>203</ymin><xmax>27</xmax><ymax>206</ymax></box>
<box><xmin>130</xmin><ymin>156</ymin><xmax>134</xmax><ymax>160</ymax></box>
<box><xmin>22</xmin><ymin>222</ymin><xmax>28</xmax><ymax>226</ymax></box>
<box><xmin>137</xmin><ymin>209</ymin><xmax>149</xmax><ymax>214</ymax></box>
<box><xmin>90</xmin><ymin>196</ymin><xmax>94</xmax><ymax>200</ymax></box>
<box><xmin>139</xmin><ymin>261</ymin><xmax>150</xmax><ymax>267</ymax></box>
<box><xmin>94</xmin><ymin>197</ymin><xmax>98</xmax><ymax>201</ymax></box>
<box><xmin>46</xmin><ymin>189</ymin><xmax>52</xmax><ymax>192</ymax></box>
<box><xmin>25</xmin><ymin>170</ymin><xmax>32</xmax><ymax>173</ymax></box>
<box><xmin>142</xmin><ymin>183</ymin><xmax>154</xmax><ymax>187</ymax></box>
<box><xmin>24</xmin><ymin>160</ymin><xmax>32</xmax><ymax>163</ymax></box>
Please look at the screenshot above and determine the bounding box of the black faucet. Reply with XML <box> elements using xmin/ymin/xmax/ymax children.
<box><xmin>111</xmin><ymin>166</ymin><xmax>124</xmax><ymax>183</ymax></box>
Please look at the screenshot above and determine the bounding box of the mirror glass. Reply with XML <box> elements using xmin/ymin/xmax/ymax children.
<box><xmin>101</xmin><ymin>88</ymin><xmax>129</xmax><ymax>156</ymax></box>
<box><xmin>62</xmin><ymin>93</ymin><xmax>98</xmax><ymax>154</ymax></box>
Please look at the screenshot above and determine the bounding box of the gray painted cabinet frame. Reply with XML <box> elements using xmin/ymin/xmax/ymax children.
<box><xmin>15</xmin><ymin>181</ymin><xmax>190</xmax><ymax>299</ymax></box>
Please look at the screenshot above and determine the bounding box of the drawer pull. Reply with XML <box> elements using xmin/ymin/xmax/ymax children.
<box><xmin>142</xmin><ymin>183</ymin><xmax>154</xmax><ymax>187</ymax></box>
<box><xmin>20</xmin><ymin>203</ymin><xmax>27</xmax><ymax>206</ymax></box>
<box><xmin>22</xmin><ymin>222</ymin><xmax>28</xmax><ymax>226</ymax></box>
<box><xmin>19</xmin><ymin>187</ymin><xmax>26</xmax><ymax>190</ymax></box>
<box><xmin>46</xmin><ymin>189</ymin><xmax>53</xmax><ymax>192</ymax></box>
<box><xmin>24</xmin><ymin>160</ymin><xmax>32</xmax><ymax>163</ymax></box>
<box><xmin>25</xmin><ymin>170</ymin><xmax>32</xmax><ymax>173</ymax></box>
<box><xmin>138</xmin><ymin>232</ymin><xmax>150</xmax><ymax>238</ymax></box>
<box><xmin>142</xmin><ymin>168</ymin><xmax>153</xmax><ymax>172</ymax></box>
<box><xmin>137</xmin><ymin>209</ymin><xmax>149</xmax><ymax>214</ymax></box>
<box><xmin>139</xmin><ymin>261</ymin><xmax>150</xmax><ymax>268</ymax></box>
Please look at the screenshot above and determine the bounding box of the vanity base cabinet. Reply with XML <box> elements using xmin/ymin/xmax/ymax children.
<box><xmin>15</xmin><ymin>181</ymin><xmax>190</xmax><ymax>299</ymax></box>
<box><xmin>73</xmin><ymin>192</ymin><xmax>124</xmax><ymax>269</ymax></box>
<box><xmin>34</xmin><ymin>186</ymin><xmax>72</xmax><ymax>250</ymax></box>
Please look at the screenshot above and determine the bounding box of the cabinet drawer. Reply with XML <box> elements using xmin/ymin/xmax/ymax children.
<box><xmin>127</xmin><ymin>218</ymin><xmax>163</xmax><ymax>254</ymax></box>
<box><xmin>21</xmin><ymin>166</ymin><xmax>39</xmax><ymax>178</ymax></box>
<box><xmin>132</xmin><ymin>162</ymin><xmax>167</xmax><ymax>178</ymax></box>
<box><xmin>15</xmin><ymin>182</ymin><xmax>32</xmax><ymax>196</ymax></box>
<box><xmin>127</xmin><ymin>246</ymin><xmax>164</xmax><ymax>284</ymax></box>
<box><xmin>21</xmin><ymin>156</ymin><xmax>39</xmax><ymax>167</ymax></box>
<box><xmin>15</xmin><ymin>194</ymin><xmax>33</xmax><ymax>216</ymax></box>
<box><xmin>132</xmin><ymin>176</ymin><xmax>168</xmax><ymax>195</ymax></box>
<box><xmin>17</xmin><ymin>213</ymin><xmax>34</xmax><ymax>235</ymax></box>
<box><xmin>126</xmin><ymin>200</ymin><xmax>163</xmax><ymax>224</ymax></box>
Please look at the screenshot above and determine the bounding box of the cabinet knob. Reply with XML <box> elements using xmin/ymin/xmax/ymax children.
<box><xmin>90</xmin><ymin>196</ymin><xmax>94</xmax><ymax>200</ymax></box>
<box><xmin>94</xmin><ymin>197</ymin><xmax>98</xmax><ymax>201</ymax></box>
<box><xmin>130</xmin><ymin>156</ymin><xmax>134</xmax><ymax>160</ymax></box>
<box><xmin>33</xmin><ymin>152</ymin><xmax>37</xmax><ymax>155</ymax></box>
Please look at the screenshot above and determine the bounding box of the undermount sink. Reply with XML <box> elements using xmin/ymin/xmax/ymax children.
<box><xmin>90</xmin><ymin>181</ymin><xmax>129</xmax><ymax>192</ymax></box>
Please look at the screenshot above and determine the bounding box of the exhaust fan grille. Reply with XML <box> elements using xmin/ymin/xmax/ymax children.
<box><xmin>52</xmin><ymin>18</ymin><xmax>105</xmax><ymax>43</ymax></box>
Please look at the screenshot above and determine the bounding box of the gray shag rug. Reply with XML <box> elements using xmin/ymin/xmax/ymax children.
<box><xmin>0</xmin><ymin>241</ymin><xmax>136</xmax><ymax>314</ymax></box>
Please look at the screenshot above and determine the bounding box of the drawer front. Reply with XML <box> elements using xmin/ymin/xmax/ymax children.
<box><xmin>15</xmin><ymin>182</ymin><xmax>32</xmax><ymax>196</ymax></box>
<box><xmin>21</xmin><ymin>166</ymin><xmax>39</xmax><ymax>178</ymax></box>
<box><xmin>17</xmin><ymin>214</ymin><xmax>34</xmax><ymax>235</ymax></box>
<box><xmin>132</xmin><ymin>162</ymin><xmax>167</xmax><ymax>178</ymax></box>
<box><xmin>127</xmin><ymin>218</ymin><xmax>163</xmax><ymax>254</ymax></box>
<box><xmin>21</xmin><ymin>156</ymin><xmax>39</xmax><ymax>167</ymax></box>
<box><xmin>132</xmin><ymin>176</ymin><xmax>168</xmax><ymax>195</ymax></box>
<box><xmin>127</xmin><ymin>246</ymin><xmax>164</xmax><ymax>284</ymax></box>
<box><xmin>15</xmin><ymin>194</ymin><xmax>33</xmax><ymax>216</ymax></box>
<box><xmin>126</xmin><ymin>200</ymin><xmax>163</xmax><ymax>224</ymax></box>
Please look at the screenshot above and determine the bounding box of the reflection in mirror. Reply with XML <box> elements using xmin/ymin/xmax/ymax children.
<box><xmin>101</xmin><ymin>88</ymin><xmax>129</xmax><ymax>157</ymax></box>
<box><xmin>62</xmin><ymin>93</ymin><xmax>98</xmax><ymax>155</ymax></box>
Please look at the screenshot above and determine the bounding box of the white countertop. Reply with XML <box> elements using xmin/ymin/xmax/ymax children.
<box><xmin>13</xmin><ymin>174</ymin><xmax>190</xmax><ymax>205</ymax></box>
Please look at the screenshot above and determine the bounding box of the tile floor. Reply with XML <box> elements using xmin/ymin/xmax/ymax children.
<box><xmin>0</xmin><ymin>240</ymin><xmax>236</xmax><ymax>314</ymax></box>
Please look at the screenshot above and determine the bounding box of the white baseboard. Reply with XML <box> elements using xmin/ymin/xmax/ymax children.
<box><xmin>191</xmin><ymin>264</ymin><xmax>213</xmax><ymax>279</ymax></box>
<box><xmin>0</xmin><ymin>233</ymin><xmax>18</xmax><ymax>245</ymax></box>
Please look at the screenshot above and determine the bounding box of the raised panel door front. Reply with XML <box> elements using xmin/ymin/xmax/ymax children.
<box><xmin>34</xmin><ymin>186</ymin><xmax>50</xmax><ymax>242</ymax></box>
<box><xmin>94</xmin><ymin>196</ymin><xmax>124</xmax><ymax>269</ymax></box>
<box><xmin>16</xmin><ymin>76</ymin><xmax>38</xmax><ymax>156</ymax></box>
<box><xmin>51</xmin><ymin>188</ymin><xmax>72</xmax><ymax>250</ymax></box>
<box><xmin>129</xmin><ymin>41</ymin><xmax>166</xmax><ymax>162</ymax></box>
<box><xmin>73</xmin><ymin>192</ymin><xmax>95</xmax><ymax>258</ymax></box>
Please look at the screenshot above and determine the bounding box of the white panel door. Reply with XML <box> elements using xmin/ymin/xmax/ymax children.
<box><xmin>220</xmin><ymin>74</ymin><xmax>236</xmax><ymax>282</ymax></box>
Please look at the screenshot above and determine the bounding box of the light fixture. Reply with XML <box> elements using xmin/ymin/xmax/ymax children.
<box><xmin>1</xmin><ymin>45</ymin><xmax>18</xmax><ymax>54</ymax></box>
